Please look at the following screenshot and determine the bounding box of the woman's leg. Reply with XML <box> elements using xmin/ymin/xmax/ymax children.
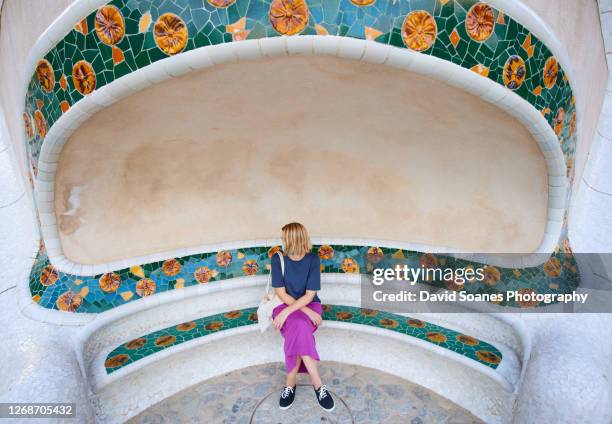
<box><xmin>277</xmin><ymin>308</ymin><xmax>319</xmax><ymax>374</ymax></box>
<box><xmin>276</xmin><ymin>302</ymin><xmax>324</xmax><ymax>377</ymax></box>
<box><xmin>286</xmin><ymin>355</ymin><xmax>301</xmax><ymax>387</ymax></box>
<box><xmin>300</xmin><ymin>355</ymin><xmax>322</xmax><ymax>389</ymax></box>
<box><xmin>299</xmin><ymin>302</ymin><xmax>324</xmax><ymax>387</ymax></box>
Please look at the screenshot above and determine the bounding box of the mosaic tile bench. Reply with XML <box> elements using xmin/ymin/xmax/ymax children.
<box><xmin>24</xmin><ymin>0</ymin><xmax>579</xmax><ymax>314</ymax></box>
<box><xmin>104</xmin><ymin>304</ymin><xmax>504</xmax><ymax>375</ymax></box>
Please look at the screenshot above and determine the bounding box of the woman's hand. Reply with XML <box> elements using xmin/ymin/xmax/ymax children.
<box><xmin>273</xmin><ymin>309</ymin><xmax>290</xmax><ymax>330</ymax></box>
<box><xmin>303</xmin><ymin>307</ymin><xmax>322</xmax><ymax>327</ymax></box>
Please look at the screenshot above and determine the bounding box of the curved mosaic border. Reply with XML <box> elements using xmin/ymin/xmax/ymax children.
<box><xmin>24</xmin><ymin>0</ymin><xmax>577</xmax><ymax>180</ymax></box>
<box><xmin>30</xmin><ymin>241</ymin><xmax>579</xmax><ymax>313</ymax></box>
<box><xmin>103</xmin><ymin>304</ymin><xmax>504</xmax><ymax>374</ymax></box>
<box><xmin>21</xmin><ymin>0</ymin><xmax>579</xmax><ymax>314</ymax></box>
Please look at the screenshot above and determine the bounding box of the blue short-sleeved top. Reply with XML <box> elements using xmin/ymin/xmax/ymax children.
<box><xmin>271</xmin><ymin>252</ymin><xmax>321</xmax><ymax>303</ymax></box>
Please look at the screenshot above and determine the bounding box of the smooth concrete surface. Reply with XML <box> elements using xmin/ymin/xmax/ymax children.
<box><xmin>55</xmin><ymin>55</ymin><xmax>548</xmax><ymax>264</ymax></box>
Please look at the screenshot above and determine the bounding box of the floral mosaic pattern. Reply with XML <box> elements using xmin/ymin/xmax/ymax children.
<box><xmin>104</xmin><ymin>304</ymin><xmax>503</xmax><ymax>374</ymax></box>
<box><xmin>153</xmin><ymin>13</ymin><xmax>188</xmax><ymax>55</ymax></box>
<box><xmin>465</xmin><ymin>2</ymin><xmax>494</xmax><ymax>42</ymax></box>
<box><xmin>402</xmin><ymin>10</ymin><xmax>437</xmax><ymax>52</ymax></box>
<box><xmin>23</xmin><ymin>0</ymin><xmax>579</xmax><ymax>313</ymax></box>
<box><xmin>270</xmin><ymin>0</ymin><xmax>310</xmax><ymax>35</ymax></box>
<box><xmin>30</xmin><ymin>242</ymin><xmax>579</xmax><ymax>313</ymax></box>
<box><xmin>23</xmin><ymin>0</ymin><xmax>577</xmax><ymax>182</ymax></box>
<box><xmin>95</xmin><ymin>5</ymin><xmax>126</xmax><ymax>45</ymax></box>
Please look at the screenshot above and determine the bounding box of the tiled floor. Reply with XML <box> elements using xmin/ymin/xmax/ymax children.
<box><xmin>128</xmin><ymin>361</ymin><xmax>481</xmax><ymax>424</ymax></box>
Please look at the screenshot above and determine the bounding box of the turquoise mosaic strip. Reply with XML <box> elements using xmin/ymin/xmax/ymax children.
<box><xmin>104</xmin><ymin>304</ymin><xmax>504</xmax><ymax>374</ymax></box>
<box><xmin>30</xmin><ymin>243</ymin><xmax>579</xmax><ymax>312</ymax></box>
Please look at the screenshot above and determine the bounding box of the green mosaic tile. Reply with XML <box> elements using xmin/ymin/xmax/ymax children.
<box><xmin>24</xmin><ymin>0</ymin><xmax>577</xmax><ymax>178</ymax></box>
<box><xmin>30</xmin><ymin>241</ymin><xmax>579</xmax><ymax>313</ymax></box>
<box><xmin>104</xmin><ymin>304</ymin><xmax>503</xmax><ymax>374</ymax></box>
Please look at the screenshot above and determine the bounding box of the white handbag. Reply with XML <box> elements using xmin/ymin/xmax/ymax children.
<box><xmin>256</xmin><ymin>251</ymin><xmax>285</xmax><ymax>332</ymax></box>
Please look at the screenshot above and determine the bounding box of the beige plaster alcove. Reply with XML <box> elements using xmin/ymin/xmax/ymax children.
<box><xmin>54</xmin><ymin>55</ymin><xmax>548</xmax><ymax>264</ymax></box>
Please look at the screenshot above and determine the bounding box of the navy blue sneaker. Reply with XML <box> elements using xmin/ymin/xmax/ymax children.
<box><xmin>314</xmin><ymin>385</ymin><xmax>335</xmax><ymax>412</ymax></box>
<box><xmin>279</xmin><ymin>385</ymin><xmax>296</xmax><ymax>410</ymax></box>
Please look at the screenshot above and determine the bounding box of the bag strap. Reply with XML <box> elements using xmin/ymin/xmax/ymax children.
<box><xmin>277</xmin><ymin>251</ymin><xmax>285</xmax><ymax>276</ymax></box>
<box><xmin>265</xmin><ymin>251</ymin><xmax>284</xmax><ymax>295</ymax></box>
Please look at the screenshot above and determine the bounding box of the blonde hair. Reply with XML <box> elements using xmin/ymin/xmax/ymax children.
<box><xmin>281</xmin><ymin>222</ymin><xmax>312</xmax><ymax>257</ymax></box>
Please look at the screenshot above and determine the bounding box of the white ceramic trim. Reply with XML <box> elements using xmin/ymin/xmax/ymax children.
<box><xmin>17</xmin><ymin>0</ymin><xmax>578</xmax><ymax>323</ymax></box>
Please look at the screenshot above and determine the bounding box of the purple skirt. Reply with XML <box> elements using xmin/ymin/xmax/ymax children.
<box><xmin>272</xmin><ymin>301</ymin><xmax>323</xmax><ymax>373</ymax></box>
